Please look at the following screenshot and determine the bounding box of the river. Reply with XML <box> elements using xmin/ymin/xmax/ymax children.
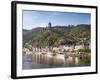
<box><xmin>22</xmin><ymin>52</ymin><xmax>90</xmax><ymax>70</ymax></box>
<box><xmin>22</xmin><ymin>54</ymin><xmax>51</xmax><ymax>69</ymax></box>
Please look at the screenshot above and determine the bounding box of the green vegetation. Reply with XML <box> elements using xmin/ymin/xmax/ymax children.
<box><xmin>23</xmin><ymin>24</ymin><xmax>90</xmax><ymax>48</ymax></box>
<box><xmin>78</xmin><ymin>48</ymin><xmax>91</xmax><ymax>53</ymax></box>
<box><xmin>32</xmin><ymin>30</ymin><xmax>62</xmax><ymax>47</ymax></box>
<box><xmin>79</xmin><ymin>52</ymin><xmax>91</xmax><ymax>66</ymax></box>
<box><xmin>78</xmin><ymin>48</ymin><xmax>91</xmax><ymax>66</ymax></box>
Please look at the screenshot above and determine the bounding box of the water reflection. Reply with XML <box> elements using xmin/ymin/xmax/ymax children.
<box><xmin>23</xmin><ymin>52</ymin><xmax>81</xmax><ymax>69</ymax></box>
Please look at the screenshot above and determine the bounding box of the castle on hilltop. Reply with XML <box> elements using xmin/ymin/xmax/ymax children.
<box><xmin>47</xmin><ymin>22</ymin><xmax>52</xmax><ymax>29</ymax></box>
<box><xmin>41</xmin><ymin>22</ymin><xmax>52</xmax><ymax>32</ymax></box>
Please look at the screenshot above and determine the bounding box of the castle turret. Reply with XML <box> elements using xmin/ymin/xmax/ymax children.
<box><xmin>48</xmin><ymin>22</ymin><xmax>52</xmax><ymax>27</ymax></box>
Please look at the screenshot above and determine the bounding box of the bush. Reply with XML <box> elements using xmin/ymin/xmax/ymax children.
<box><xmin>79</xmin><ymin>53</ymin><xmax>91</xmax><ymax>66</ymax></box>
<box><xmin>78</xmin><ymin>48</ymin><xmax>90</xmax><ymax>53</ymax></box>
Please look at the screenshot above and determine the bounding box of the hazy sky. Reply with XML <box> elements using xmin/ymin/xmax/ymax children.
<box><xmin>23</xmin><ymin>10</ymin><xmax>90</xmax><ymax>30</ymax></box>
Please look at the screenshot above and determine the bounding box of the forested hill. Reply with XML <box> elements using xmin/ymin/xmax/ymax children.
<box><xmin>23</xmin><ymin>24</ymin><xmax>90</xmax><ymax>47</ymax></box>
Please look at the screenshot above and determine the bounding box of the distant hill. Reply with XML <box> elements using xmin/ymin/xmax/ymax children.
<box><xmin>23</xmin><ymin>24</ymin><xmax>90</xmax><ymax>47</ymax></box>
<box><xmin>23</xmin><ymin>27</ymin><xmax>42</xmax><ymax>44</ymax></box>
<box><xmin>23</xmin><ymin>29</ymin><xmax>30</xmax><ymax>35</ymax></box>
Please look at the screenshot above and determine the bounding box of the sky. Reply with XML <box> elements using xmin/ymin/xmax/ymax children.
<box><xmin>23</xmin><ymin>10</ymin><xmax>91</xmax><ymax>30</ymax></box>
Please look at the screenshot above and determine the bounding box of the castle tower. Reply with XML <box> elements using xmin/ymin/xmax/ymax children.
<box><xmin>47</xmin><ymin>22</ymin><xmax>52</xmax><ymax>30</ymax></box>
<box><xmin>48</xmin><ymin>22</ymin><xmax>52</xmax><ymax>27</ymax></box>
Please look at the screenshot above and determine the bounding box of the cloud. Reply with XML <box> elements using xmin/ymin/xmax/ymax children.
<box><xmin>37</xmin><ymin>24</ymin><xmax>47</xmax><ymax>28</ymax></box>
